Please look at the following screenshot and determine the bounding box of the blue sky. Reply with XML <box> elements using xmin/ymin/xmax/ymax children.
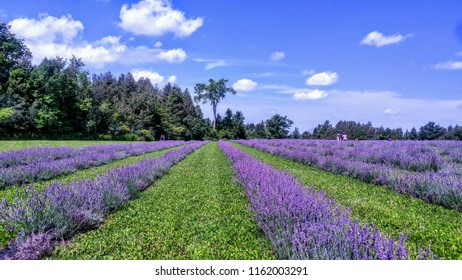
<box><xmin>1</xmin><ymin>0</ymin><xmax>462</xmax><ymax>132</ymax></box>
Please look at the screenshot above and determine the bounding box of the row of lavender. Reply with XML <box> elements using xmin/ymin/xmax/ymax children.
<box><xmin>0</xmin><ymin>141</ymin><xmax>208</xmax><ymax>260</ymax></box>
<box><xmin>234</xmin><ymin>140</ymin><xmax>462</xmax><ymax>211</ymax></box>
<box><xmin>0</xmin><ymin>141</ymin><xmax>188</xmax><ymax>190</ymax></box>
<box><xmin>219</xmin><ymin>141</ymin><xmax>433</xmax><ymax>259</ymax></box>
<box><xmin>256</xmin><ymin>139</ymin><xmax>462</xmax><ymax>172</ymax></box>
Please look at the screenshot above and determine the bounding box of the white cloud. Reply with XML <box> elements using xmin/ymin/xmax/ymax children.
<box><xmin>154</xmin><ymin>41</ymin><xmax>163</xmax><ymax>48</ymax></box>
<box><xmin>293</xmin><ymin>89</ymin><xmax>328</xmax><ymax>100</ymax></box>
<box><xmin>383</xmin><ymin>108</ymin><xmax>401</xmax><ymax>115</ymax></box>
<box><xmin>193</xmin><ymin>58</ymin><xmax>229</xmax><ymax>70</ymax></box>
<box><xmin>270</xmin><ymin>51</ymin><xmax>285</xmax><ymax>61</ymax></box>
<box><xmin>233</xmin><ymin>79</ymin><xmax>258</xmax><ymax>92</ymax></box>
<box><xmin>168</xmin><ymin>75</ymin><xmax>177</xmax><ymax>83</ymax></box>
<box><xmin>155</xmin><ymin>48</ymin><xmax>186</xmax><ymax>63</ymax></box>
<box><xmin>205</xmin><ymin>60</ymin><xmax>228</xmax><ymax>70</ymax></box>
<box><xmin>434</xmin><ymin>61</ymin><xmax>462</xmax><ymax>70</ymax></box>
<box><xmin>306</xmin><ymin>71</ymin><xmax>339</xmax><ymax>86</ymax></box>
<box><xmin>131</xmin><ymin>69</ymin><xmax>164</xmax><ymax>84</ymax></box>
<box><xmin>9</xmin><ymin>14</ymin><xmax>187</xmax><ymax>68</ymax></box>
<box><xmin>97</xmin><ymin>36</ymin><xmax>121</xmax><ymax>45</ymax></box>
<box><xmin>9</xmin><ymin>14</ymin><xmax>84</xmax><ymax>44</ymax></box>
<box><xmin>119</xmin><ymin>0</ymin><xmax>203</xmax><ymax>37</ymax></box>
<box><xmin>360</xmin><ymin>31</ymin><xmax>412</xmax><ymax>47</ymax></box>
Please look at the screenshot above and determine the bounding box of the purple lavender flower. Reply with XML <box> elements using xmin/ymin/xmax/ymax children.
<box><xmin>234</xmin><ymin>139</ymin><xmax>462</xmax><ymax>211</ymax></box>
<box><xmin>219</xmin><ymin>140</ymin><xmax>431</xmax><ymax>260</ymax></box>
<box><xmin>0</xmin><ymin>141</ymin><xmax>208</xmax><ymax>260</ymax></box>
<box><xmin>0</xmin><ymin>141</ymin><xmax>188</xmax><ymax>189</ymax></box>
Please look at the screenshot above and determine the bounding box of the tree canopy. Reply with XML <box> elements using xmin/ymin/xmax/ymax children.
<box><xmin>194</xmin><ymin>78</ymin><xmax>236</xmax><ymax>130</ymax></box>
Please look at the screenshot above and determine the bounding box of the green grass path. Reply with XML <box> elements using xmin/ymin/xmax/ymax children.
<box><xmin>231</xmin><ymin>142</ymin><xmax>462</xmax><ymax>260</ymax></box>
<box><xmin>51</xmin><ymin>142</ymin><xmax>275</xmax><ymax>260</ymax></box>
<box><xmin>0</xmin><ymin>146</ymin><xmax>179</xmax><ymax>249</ymax></box>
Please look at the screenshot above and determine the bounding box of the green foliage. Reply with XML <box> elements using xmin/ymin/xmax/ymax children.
<box><xmin>194</xmin><ymin>78</ymin><xmax>236</xmax><ymax>130</ymax></box>
<box><xmin>419</xmin><ymin>121</ymin><xmax>446</xmax><ymax>140</ymax></box>
<box><xmin>231</xmin><ymin>142</ymin><xmax>462</xmax><ymax>259</ymax></box>
<box><xmin>0</xmin><ymin>107</ymin><xmax>14</xmax><ymax>123</ymax></box>
<box><xmin>290</xmin><ymin>127</ymin><xmax>301</xmax><ymax>139</ymax></box>
<box><xmin>0</xmin><ymin>23</ymin><xmax>32</xmax><ymax>94</ymax></box>
<box><xmin>213</xmin><ymin>108</ymin><xmax>247</xmax><ymax>140</ymax></box>
<box><xmin>50</xmin><ymin>143</ymin><xmax>274</xmax><ymax>260</ymax></box>
<box><xmin>136</xmin><ymin>129</ymin><xmax>154</xmax><ymax>141</ymax></box>
<box><xmin>265</xmin><ymin>114</ymin><xmax>293</xmax><ymax>139</ymax></box>
<box><xmin>121</xmin><ymin>133</ymin><xmax>137</xmax><ymax>141</ymax></box>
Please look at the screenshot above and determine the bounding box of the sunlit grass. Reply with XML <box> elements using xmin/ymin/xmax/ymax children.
<box><xmin>51</xmin><ymin>142</ymin><xmax>275</xmax><ymax>260</ymax></box>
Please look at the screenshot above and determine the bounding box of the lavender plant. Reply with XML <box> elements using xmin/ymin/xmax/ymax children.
<box><xmin>219</xmin><ymin>141</ymin><xmax>433</xmax><ymax>260</ymax></box>
<box><xmin>0</xmin><ymin>141</ymin><xmax>188</xmax><ymax>190</ymax></box>
<box><xmin>234</xmin><ymin>140</ymin><xmax>462</xmax><ymax>211</ymax></box>
<box><xmin>0</xmin><ymin>141</ymin><xmax>208</xmax><ymax>260</ymax></box>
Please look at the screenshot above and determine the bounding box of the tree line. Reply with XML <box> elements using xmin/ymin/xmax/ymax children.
<box><xmin>285</xmin><ymin>120</ymin><xmax>462</xmax><ymax>140</ymax></box>
<box><xmin>1</xmin><ymin>23</ymin><xmax>461</xmax><ymax>141</ymax></box>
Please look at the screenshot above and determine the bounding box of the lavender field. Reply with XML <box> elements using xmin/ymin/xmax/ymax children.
<box><xmin>1</xmin><ymin>140</ymin><xmax>461</xmax><ymax>260</ymax></box>
<box><xmin>234</xmin><ymin>139</ymin><xmax>462</xmax><ymax>211</ymax></box>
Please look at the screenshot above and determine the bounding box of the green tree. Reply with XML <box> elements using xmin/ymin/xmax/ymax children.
<box><xmin>419</xmin><ymin>122</ymin><xmax>445</xmax><ymax>140</ymax></box>
<box><xmin>233</xmin><ymin>110</ymin><xmax>246</xmax><ymax>139</ymax></box>
<box><xmin>301</xmin><ymin>130</ymin><xmax>311</xmax><ymax>139</ymax></box>
<box><xmin>265</xmin><ymin>114</ymin><xmax>293</xmax><ymax>139</ymax></box>
<box><xmin>0</xmin><ymin>23</ymin><xmax>32</xmax><ymax>96</ymax></box>
<box><xmin>313</xmin><ymin>120</ymin><xmax>335</xmax><ymax>139</ymax></box>
<box><xmin>194</xmin><ymin>78</ymin><xmax>236</xmax><ymax>130</ymax></box>
<box><xmin>254</xmin><ymin>121</ymin><xmax>267</xmax><ymax>138</ymax></box>
<box><xmin>291</xmin><ymin>127</ymin><xmax>301</xmax><ymax>139</ymax></box>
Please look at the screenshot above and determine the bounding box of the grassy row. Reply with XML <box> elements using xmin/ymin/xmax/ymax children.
<box><xmin>0</xmin><ymin>146</ymin><xmax>180</xmax><ymax>249</ymax></box>
<box><xmin>0</xmin><ymin>140</ymin><xmax>132</xmax><ymax>152</ymax></box>
<box><xmin>51</xmin><ymin>142</ymin><xmax>275</xmax><ymax>260</ymax></box>
<box><xmin>231</xmin><ymin>142</ymin><xmax>462</xmax><ymax>260</ymax></box>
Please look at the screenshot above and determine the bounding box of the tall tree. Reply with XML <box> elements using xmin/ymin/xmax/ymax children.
<box><xmin>291</xmin><ymin>127</ymin><xmax>301</xmax><ymax>139</ymax></box>
<box><xmin>265</xmin><ymin>114</ymin><xmax>293</xmax><ymax>139</ymax></box>
<box><xmin>419</xmin><ymin>121</ymin><xmax>445</xmax><ymax>140</ymax></box>
<box><xmin>0</xmin><ymin>23</ymin><xmax>32</xmax><ymax>96</ymax></box>
<box><xmin>194</xmin><ymin>78</ymin><xmax>236</xmax><ymax>130</ymax></box>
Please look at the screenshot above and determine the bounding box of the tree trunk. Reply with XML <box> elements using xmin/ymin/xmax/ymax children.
<box><xmin>212</xmin><ymin>103</ymin><xmax>217</xmax><ymax>130</ymax></box>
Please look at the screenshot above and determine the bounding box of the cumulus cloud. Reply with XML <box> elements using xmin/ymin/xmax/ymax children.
<box><xmin>434</xmin><ymin>61</ymin><xmax>462</xmax><ymax>70</ymax></box>
<box><xmin>155</xmin><ymin>48</ymin><xmax>186</xmax><ymax>63</ymax></box>
<box><xmin>360</xmin><ymin>31</ymin><xmax>412</xmax><ymax>47</ymax></box>
<box><xmin>131</xmin><ymin>69</ymin><xmax>164</xmax><ymax>84</ymax></box>
<box><xmin>119</xmin><ymin>0</ymin><xmax>203</xmax><ymax>37</ymax></box>
<box><xmin>293</xmin><ymin>89</ymin><xmax>328</xmax><ymax>100</ymax></box>
<box><xmin>154</xmin><ymin>41</ymin><xmax>163</xmax><ymax>48</ymax></box>
<box><xmin>233</xmin><ymin>79</ymin><xmax>258</xmax><ymax>92</ymax></box>
<box><xmin>9</xmin><ymin>14</ymin><xmax>84</xmax><ymax>44</ymax></box>
<box><xmin>306</xmin><ymin>71</ymin><xmax>339</xmax><ymax>86</ymax></box>
<box><xmin>270</xmin><ymin>51</ymin><xmax>285</xmax><ymax>61</ymax></box>
<box><xmin>9</xmin><ymin>14</ymin><xmax>187</xmax><ymax>68</ymax></box>
<box><xmin>168</xmin><ymin>75</ymin><xmax>177</xmax><ymax>83</ymax></box>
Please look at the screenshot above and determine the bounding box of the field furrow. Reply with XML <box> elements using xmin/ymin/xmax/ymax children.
<box><xmin>0</xmin><ymin>141</ymin><xmax>187</xmax><ymax>189</ymax></box>
<box><xmin>0</xmin><ymin>142</ymin><xmax>207</xmax><ymax>259</ymax></box>
<box><xmin>0</xmin><ymin>145</ymin><xmax>181</xmax><ymax>249</ymax></box>
<box><xmin>51</xmin><ymin>142</ymin><xmax>274</xmax><ymax>260</ymax></box>
<box><xmin>231</xmin><ymin>142</ymin><xmax>462</xmax><ymax>260</ymax></box>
